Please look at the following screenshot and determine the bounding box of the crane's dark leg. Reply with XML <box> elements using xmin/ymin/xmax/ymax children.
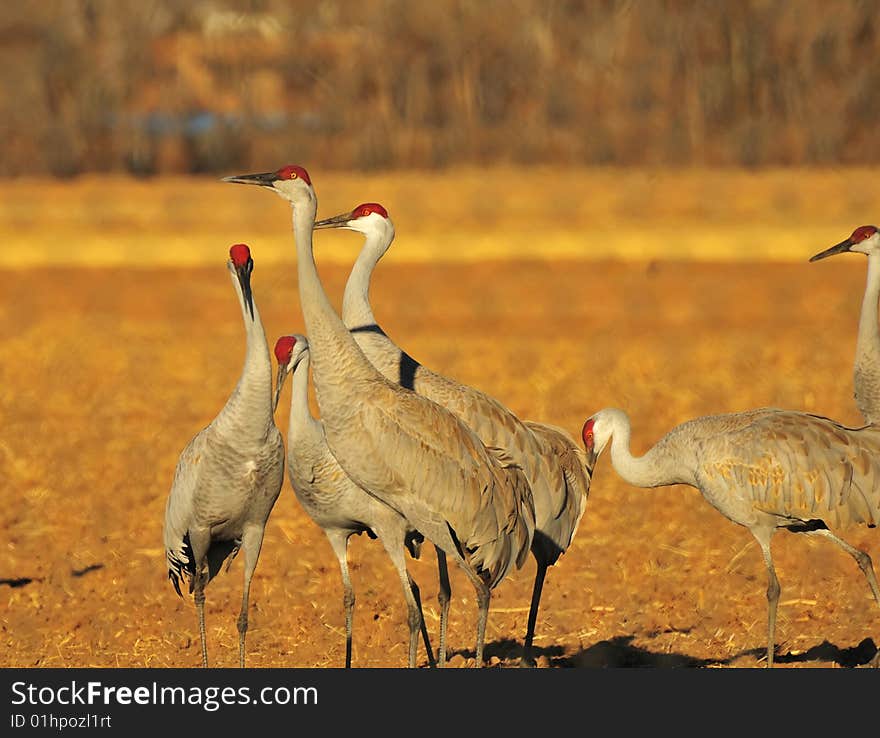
<box><xmin>435</xmin><ymin>546</ymin><xmax>452</xmax><ymax>668</ymax></box>
<box><xmin>325</xmin><ymin>530</ymin><xmax>356</xmax><ymax>668</ymax></box>
<box><xmin>381</xmin><ymin>535</ymin><xmax>430</xmax><ymax>668</ymax></box>
<box><xmin>520</xmin><ymin>558</ymin><xmax>548</xmax><ymax>668</ymax></box>
<box><xmin>808</xmin><ymin>528</ymin><xmax>880</xmax><ymax>667</ymax></box>
<box><xmin>237</xmin><ymin>526</ymin><xmax>266</xmax><ymax>668</ymax></box>
<box><xmin>409</xmin><ymin>575</ymin><xmax>437</xmax><ymax>667</ymax></box>
<box><xmin>753</xmin><ymin>527</ymin><xmax>780</xmax><ymax>668</ymax></box>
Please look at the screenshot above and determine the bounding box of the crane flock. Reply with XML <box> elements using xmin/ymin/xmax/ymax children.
<box><xmin>162</xmin><ymin>165</ymin><xmax>880</xmax><ymax>669</ymax></box>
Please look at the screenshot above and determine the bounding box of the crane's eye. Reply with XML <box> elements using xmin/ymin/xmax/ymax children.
<box><xmin>290</xmin><ymin>172</ymin><xmax>298</xmax><ymax>179</ymax></box>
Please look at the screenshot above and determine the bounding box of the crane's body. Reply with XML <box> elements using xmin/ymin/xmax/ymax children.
<box><xmin>163</xmin><ymin>244</ymin><xmax>284</xmax><ymax>668</ymax></box>
<box><xmin>585</xmin><ymin>406</ymin><xmax>880</xmax><ymax>667</ymax></box>
<box><xmin>811</xmin><ymin>225</ymin><xmax>880</xmax><ymax>425</ymax></box>
<box><xmin>274</xmin><ymin>334</ymin><xmax>432</xmax><ymax>668</ymax></box>
<box><xmin>223</xmin><ymin>166</ymin><xmax>535</xmax><ymax>667</ymax></box>
<box><xmin>314</xmin><ymin>203</ymin><xmax>591</xmax><ymax>664</ymax></box>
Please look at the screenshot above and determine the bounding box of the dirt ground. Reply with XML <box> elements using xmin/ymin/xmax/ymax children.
<box><xmin>1</xmin><ymin>257</ymin><xmax>878</xmax><ymax>668</ymax></box>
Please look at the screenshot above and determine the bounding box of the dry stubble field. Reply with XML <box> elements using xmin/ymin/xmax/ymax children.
<box><xmin>1</xmin><ymin>170</ymin><xmax>879</xmax><ymax>668</ymax></box>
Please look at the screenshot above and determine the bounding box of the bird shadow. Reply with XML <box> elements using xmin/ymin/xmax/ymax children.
<box><xmin>71</xmin><ymin>563</ymin><xmax>104</xmax><ymax>578</ymax></box>
<box><xmin>738</xmin><ymin>638</ymin><xmax>877</xmax><ymax>668</ymax></box>
<box><xmin>0</xmin><ymin>577</ymin><xmax>39</xmax><ymax>588</ymax></box>
<box><xmin>448</xmin><ymin>635</ymin><xmax>878</xmax><ymax>668</ymax></box>
<box><xmin>447</xmin><ymin>638</ymin><xmax>566</xmax><ymax>666</ymax></box>
<box><xmin>553</xmin><ymin>635</ymin><xmax>727</xmax><ymax>668</ymax></box>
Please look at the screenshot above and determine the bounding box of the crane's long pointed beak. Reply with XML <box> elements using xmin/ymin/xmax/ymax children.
<box><xmin>222</xmin><ymin>171</ymin><xmax>277</xmax><ymax>187</ymax></box>
<box><xmin>585</xmin><ymin>447</ymin><xmax>598</xmax><ymax>470</ymax></box>
<box><xmin>273</xmin><ymin>363</ymin><xmax>289</xmax><ymax>413</ymax></box>
<box><xmin>235</xmin><ymin>260</ymin><xmax>255</xmax><ymax>319</ymax></box>
<box><xmin>313</xmin><ymin>212</ymin><xmax>353</xmax><ymax>230</ymax></box>
<box><xmin>809</xmin><ymin>239</ymin><xmax>853</xmax><ymax>262</ymax></box>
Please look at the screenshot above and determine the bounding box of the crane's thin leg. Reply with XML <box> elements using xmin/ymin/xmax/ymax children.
<box><xmin>472</xmin><ymin>579</ymin><xmax>491</xmax><ymax>668</ymax></box>
<box><xmin>808</xmin><ymin>528</ymin><xmax>880</xmax><ymax>605</ymax></box>
<box><xmin>380</xmin><ymin>534</ymin><xmax>428</xmax><ymax>668</ymax></box>
<box><xmin>188</xmin><ymin>528</ymin><xmax>211</xmax><ymax>668</ymax></box>
<box><xmin>409</xmin><ymin>576</ymin><xmax>437</xmax><ymax>668</ymax></box>
<box><xmin>193</xmin><ymin>572</ymin><xmax>208</xmax><ymax>668</ymax></box>
<box><xmin>325</xmin><ymin>530</ymin><xmax>356</xmax><ymax>668</ymax></box>
<box><xmin>455</xmin><ymin>561</ymin><xmax>491</xmax><ymax>667</ymax></box>
<box><xmin>808</xmin><ymin>528</ymin><xmax>880</xmax><ymax>667</ymax></box>
<box><xmin>435</xmin><ymin>546</ymin><xmax>451</xmax><ymax>668</ymax></box>
<box><xmin>520</xmin><ymin>558</ymin><xmax>548</xmax><ymax>668</ymax></box>
<box><xmin>237</xmin><ymin>526</ymin><xmax>266</xmax><ymax>669</ymax></box>
<box><xmin>753</xmin><ymin>527</ymin><xmax>780</xmax><ymax>668</ymax></box>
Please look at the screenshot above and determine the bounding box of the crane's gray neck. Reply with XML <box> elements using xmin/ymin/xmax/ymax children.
<box><xmin>288</xmin><ymin>353</ymin><xmax>321</xmax><ymax>442</ymax></box>
<box><xmin>607</xmin><ymin>413</ymin><xmax>682</xmax><ymax>488</ymax></box>
<box><xmin>216</xmin><ymin>274</ymin><xmax>273</xmax><ymax>435</ymax></box>
<box><xmin>856</xmin><ymin>254</ymin><xmax>880</xmax><ymax>361</ymax></box>
<box><xmin>342</xmin><ymin>231</ymin><xmax>384</xmax><ymax>329</ymax></box>
<box><xmin>292</xmin><ymin>202</ymin><xmax>378</xmax><ymax>390</ymax></box>
<box><xmin>852</xmin><ymin>253</ymin><xmax>880</xmax><ymax>423</ymax></box>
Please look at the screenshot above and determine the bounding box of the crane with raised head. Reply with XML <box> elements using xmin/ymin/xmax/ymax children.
<box><xmin>583</xmin><ymin>406</ymin><xmax>880</xmax><ymax>667</ymax></box>
<box><xmin>312</xmin><ymin>202</ymin><xmax>592</xmax><ymax>666</ymax></box>
<box><xmin>273</xmin><ymin>332</ymin><xmax>435</xmax><ymax>668</ymax></box>
<box><xmin>163</xmin><ymin>243</ymin><xmax>285</xmax><ymax>668</ymax></box>
<box><xmin>810</xmin><ymin>225</ymin><xmax>880</xmax><ymax>424</ymax></box>
<box><xmin>223</xmin><ymin>166</ymin><xmax>536</xmax><ymax>667</ymax></box>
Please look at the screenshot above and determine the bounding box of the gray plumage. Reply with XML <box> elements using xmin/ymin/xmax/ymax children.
<box><xmin>313</xmin><ymin>203</ymin><xmax>592</xmax><ymax>665</ymax></box>
<box><xmin>274</xmin><ymin>333</ymin><xmax>434</xmax><ymax>668</ymax></box>
<box><xmin>585</xmin><ymin>406</ymin><xmax>880</xmax><ymax>667</ymax></box>
<box><xmin>223</xmin><ymin>167</ymin><xmax>536</xmax><ymax>667</ymax></box>
<box><xmin>163</xmin><ymin>245</ymin><xmax>285</xmax><ymax>668</ymax></box>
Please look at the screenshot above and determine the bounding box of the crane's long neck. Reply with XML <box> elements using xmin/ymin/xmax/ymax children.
<box><xmin>342</xmin><ymin>232</ymin><xmax>383</xmax><ymax>329</ymax></box>
<box><xmin>607</xmin><ymin>414</ymin><xmax>683</xmax><ymax>489</ymax></box>
<box><xmin>856</xmin><ymin>254</ymin><xmax>880</xmax><ymax>368</ymax></box>
<box><xmin>287</xmin><ymin>353</ymin><xmax>321</xmax><ymax>442</ymax></box>
<box><xmin>215</xmin><ymin>279</ymin><xmax>273</xmax><ymax>436</ymax></box>
<box><xmin>852</xmin><ymin>253</ymin><xmax>880</xmax><ymax>423</ymax></box>
<box><xmin>292</xmin><ymin>202</ymin><xmax>379</xmax><ymax>396</ymax></box>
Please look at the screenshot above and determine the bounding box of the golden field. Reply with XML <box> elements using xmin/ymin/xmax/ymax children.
<box><xmin>1</xmin><ymin>168</ymin><xmax>878</xmax><ymax>668</ymax></box>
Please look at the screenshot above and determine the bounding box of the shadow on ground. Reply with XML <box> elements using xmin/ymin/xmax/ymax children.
<box><xmin>450</xmin><ymin>635</ymin><xmax>878</xmax><ymax>668</ymax></box>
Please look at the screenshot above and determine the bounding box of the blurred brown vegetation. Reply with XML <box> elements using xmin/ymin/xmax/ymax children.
<box><xmin>1</xmin><ymin>0</ymin><xmax>878</xmax><ymax>177</ymax></box>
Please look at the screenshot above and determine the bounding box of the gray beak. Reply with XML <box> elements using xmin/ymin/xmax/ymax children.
<box><xmin>585</xmin><ymin>446</ymin><xmax>599</xmax><ymax>471</ymax></box>
<box><xmin>313</xmin><ymin>212</ymin><xmax>353</xmax><ymax>230</ymax></box>
<box><xmin>222</xmin><ymin>171</ymin><xmax>278</xmax><ymax>187</ymax></box>
<box><xmin>809</xmin><ymin>239</ymin><xmax>853</xmax><ymax>262</ymax></box>
<box><xmin>273</xmin><ymin>362</ymin><xmax>289</xmax><ymax>413</ymax></box>
<box><xmin>234</xmin><ymin>260</ymin><xmax>255</xmax><ymax>320</ymax></box>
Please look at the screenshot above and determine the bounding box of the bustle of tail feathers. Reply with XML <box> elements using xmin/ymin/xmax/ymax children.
<box><xmin>166</xmin><ymin>531</ymin><xmax>196</xmax><ymax>597</ymax></box>
<box><xmin>485</xmin><ymin>445</ymin><xmax>523</xmax><ymax>470</ymax></box>
<box><xmin>166</xmin><ymin>533</ymin><xmax>243</xmax><ymax>597</ymax></box>
<box><xmin>514</xmin><ymin>467</ymin><xmax>537</xmax><ymax>570</ymax></box>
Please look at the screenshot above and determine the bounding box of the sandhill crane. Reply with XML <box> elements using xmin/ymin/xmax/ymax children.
<box><xmin>583</xmin><ymin>406</ymin><xmax>880</xmax><ymax>667</ymax></box>
<box><xmin>810</xmin><ymin>225</ymin><xmax>880</xmax><ymax>424</ymax></box>
<box><xmin>313</xmin><ymin>202</ymin><xmax>592</xmax><ymax>666</ymax></box>
<box><xmin>273</xmin><ymin>332</ymin><xmax>435</xmax><ymax>668</ymax></box>
<box><xmin>223</xmin><ymin>165</ymin><xmax>536</xmax><ymax>667</ymax></box>
<box><xmin>163</xmin><ymin>243</ymin><xmax>285</xmax><ymax>668</ymax></box>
